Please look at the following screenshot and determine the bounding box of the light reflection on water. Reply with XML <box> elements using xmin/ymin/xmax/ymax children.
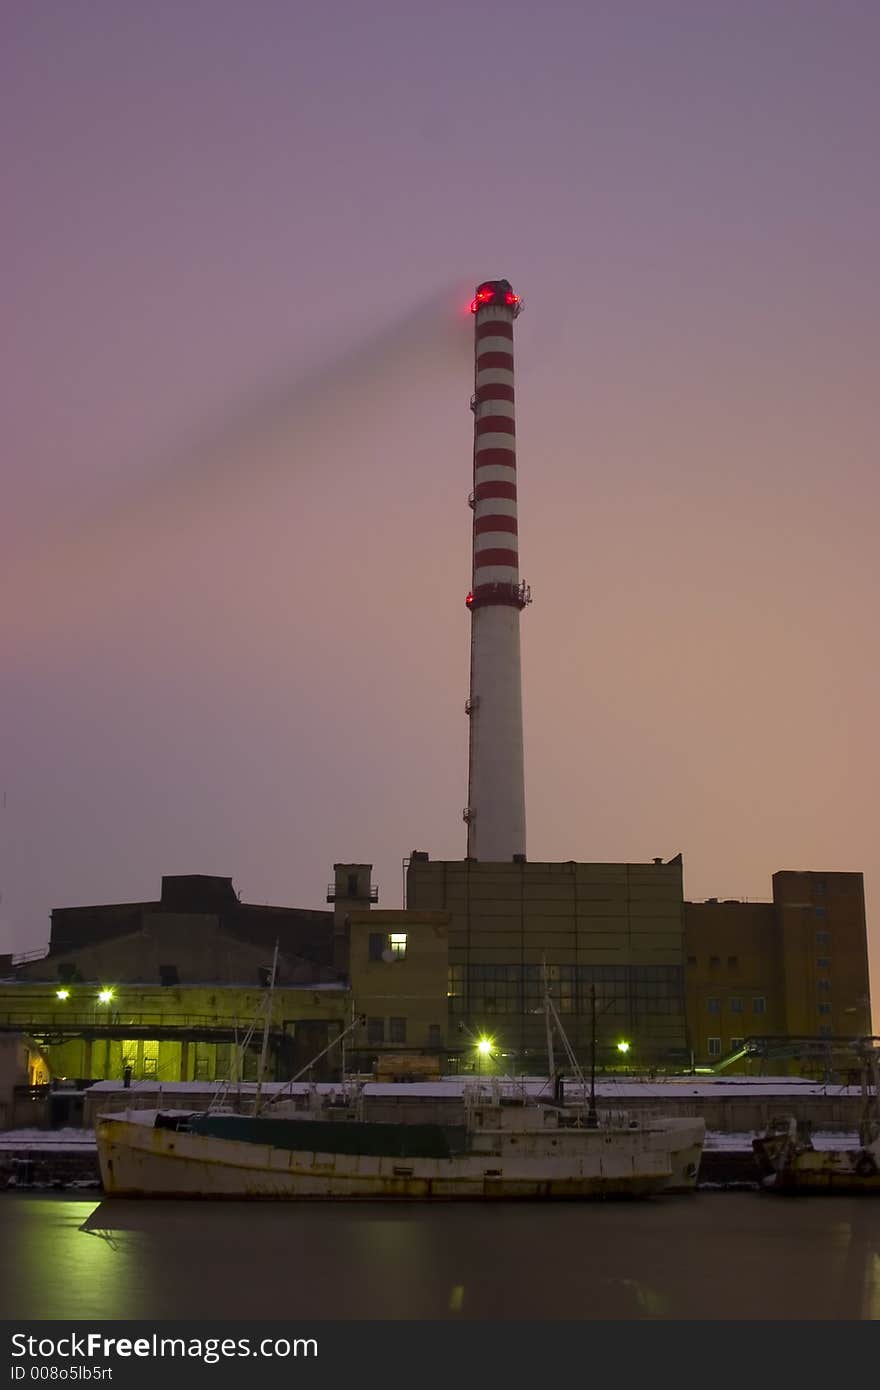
<box><xmin>0</xmin><ymin>1194</ymin><xmax>878</xmax><ymax>1321</ymax></box>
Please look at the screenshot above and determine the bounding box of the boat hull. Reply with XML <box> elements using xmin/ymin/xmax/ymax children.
<box><xmin>97</xmin><ymin>1116</ymin><xmax>679</xmax><ymax>1200</ymax></box>
<box><xmin>753</xmin><ymin>1130</ymin><xmax>880</xmax><ymax>1194</ymax></box>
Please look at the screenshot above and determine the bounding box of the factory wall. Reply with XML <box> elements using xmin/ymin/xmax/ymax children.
<box><xmin>406</xmin><ymin>857</ymin><xmax>689</xmax><ymax>1069</ymax></box>
<box><xmin>347</xmin><ymin>909</ymin><xmax>450</xmax><ymax>1068</ymax></box>
<box><xmin>684</xmin><ymin>870</ymin><xmax>871</xmax><ymax>1071</ymax></box>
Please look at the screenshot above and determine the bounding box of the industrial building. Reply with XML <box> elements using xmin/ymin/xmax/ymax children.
<box><xmin>0</xmin><ymin>278</ymin><xmax>871</xmax><ymax>1109</ymax></box>
<box><xmin>684</xmin><ymin>870</ymin><xmax>871</xmax><ymax>1065</ymax></box>
<box><xmin>406</xmin><ymin>853</ymin><xmax>689</xmax><ymax>1069</ymax></box>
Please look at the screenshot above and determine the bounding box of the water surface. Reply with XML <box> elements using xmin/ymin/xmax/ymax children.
<box><xmin>1</xmin><ymin>1194</ymin><xmax>878</xmax><ymax>1320</ymax></box>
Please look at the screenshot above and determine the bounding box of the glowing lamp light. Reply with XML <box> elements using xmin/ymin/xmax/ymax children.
<box><xmin>504</xmin><ymin>291</ymin><xmax>519</xmax><ymax>305</ymax></box>
<box><xmin>616</xmin><ymin>1040</ymin><xmax>631</xmax><ymax>1054</ymax></box>
<box><xmin>465</xmin><ymin>592</ymin><xmax>474</xmax><ymax>606</ymax></box>
<box><xmin>56</xmin><ymin>989</ymin><xmax>70</xmax><ymax>1001</ymax></box>
<box><xmin>469</xmin><ymin>286</ymin><xmax>496</xmax><ymax>313</ymax></box>
<box><xmin>98</xmin><ymin>989</ymin><xmax>114</xmax><ymax>1004</ymax></box>
<box><xmin>476</xmin><ymin>1037</ymin><xmax>494</xmax><ymax>1057</ymax></box>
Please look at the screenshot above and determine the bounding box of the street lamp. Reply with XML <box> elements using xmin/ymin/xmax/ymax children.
<box><xmin>616</xmin><ymin>1040</ymin><xmax>631</xmax><ymax>1055</ymax></box>
<box><xmin>56</xmin><ymin>989</ymin><xmax>70</xmax><ymax>1001</ymax></box>
<box><xmin>97</xmin><ymin>989</ymin><xmax>114</xmax><ymax>1004</ymax></box>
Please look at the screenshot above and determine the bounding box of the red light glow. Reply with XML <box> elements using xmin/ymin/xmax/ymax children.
<box><xmin>465</xmin><ymin>592</ymin><xmax>474</xmax><ymax>606</ymax></box>
<box><xmin>470</xmin><ymin>286</ymin><xmax>496</xmax><ymax>313</ymax></box>
<box><xmin>504</xmin><ymin>292</ymin><xmax>519</xmax><ymax>305</ymax></box>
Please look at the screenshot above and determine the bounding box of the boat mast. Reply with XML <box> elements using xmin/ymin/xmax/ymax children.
<box><xmin>588</xmin><ymin>983</ymin><xmax>598</xmax><ymax>1128</ymax></box>
<box><xmin>253</xmin><ymin>940</ymin><xmax>279</xmax><ymax>1117</ymax></box>
<box><xmin>543</xmin><ymin>960</ymin><xmax>556</xmax><ymax>1089</ymax></box>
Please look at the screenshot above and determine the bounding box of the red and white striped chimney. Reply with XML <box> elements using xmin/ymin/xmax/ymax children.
<box><xmin>464</xmin><ymin>279</ymin><xmax>530</xmax><ymax>861</ymax></box>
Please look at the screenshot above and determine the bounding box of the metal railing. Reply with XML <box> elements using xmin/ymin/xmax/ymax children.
<box><xmin>326</xmin><ymin>883</ymin><xmax>378</xmax><ymax>903</ymax></box>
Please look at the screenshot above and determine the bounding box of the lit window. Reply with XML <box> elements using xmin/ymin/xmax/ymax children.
<box><xmin>707</xmin><ymin>1037</ymin><xmax>722</xmax><ymax>1057</ymax></box>
<box><xmin>730</xmin><ymin>996</ymin><xmax>743</xmax><ymax>1014</ymax></box>
<box><xmin>389</xmin><ymin>933</ymin><xmax>407</xmax><ymax>960</ymax></box>
<box><xmin>752</xmin><ymin>996</ymin><xmax>766</xmax><ymax>1015</ymax></box>
<box><xmin>707</xmin><ymin>997</ymin><xmax>721</xmax><ymax>1014</ymax></box>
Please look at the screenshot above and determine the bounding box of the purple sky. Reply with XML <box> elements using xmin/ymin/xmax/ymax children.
<box><xmin>2</xmin><ymin>1</ymin><xmax>878</xmax><ymax>1019</ymax></box>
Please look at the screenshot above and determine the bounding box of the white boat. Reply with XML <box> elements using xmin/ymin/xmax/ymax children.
<box><xmin>95</xmin><ymin>972</ymin><xmax>703</xmax><ymax>1200</ymax></box>
<box><xmin>96</xmin><ymin>1090</ymin><xmax>703</xmax><ymax>1200</ymax></box>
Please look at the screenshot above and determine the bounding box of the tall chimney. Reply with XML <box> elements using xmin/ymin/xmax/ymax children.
<box><xmin>464</xmin><ymin>279</ymin><xmax>530</xmax><ymax>860</ymax></box>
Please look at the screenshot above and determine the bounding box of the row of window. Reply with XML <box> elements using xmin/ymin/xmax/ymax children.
<box><xmin>464</xmin><ymin>991</ymin><xmax>682</xmax><ymax>1016</ymax></box>
<box><xmin>449</xmin><ymin>964</ymin><xmax>684</xmax><ymax>1017</ymax></box>
<box><xmin>707</xmin><ymin>996</ymin><xmax>766</xmax><ymax>1015</ymax></box>
<box><xmin>706</xmin><ymin>1022</ymin><xmax>835</xmax><ymax>1057</ymax></box>
<box><xmin>451</xmin><ymin>964</ymin><xmax>682</xmax><ymax>983</ymax></box>
<box><xmin>364</xmin><ymin>1019</ymin><xmax>444</xmax><ymax>1047</ymax></box>
<box><xmin>706</xmin><ymin>1037</ymin><xmax>745</xmax><ymax>1057</ymax></box>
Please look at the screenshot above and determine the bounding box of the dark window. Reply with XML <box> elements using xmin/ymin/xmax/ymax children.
<box><xmin>687</xmin><ymin>956</ymin><xmax>697</xmax><ymax>967</ymax></box>
<box><xmin>369</xmin><ymin>933</ymin><xmax>386</xmax><ymax>962</ymax></box>
<box><xmin>159</xmin><ymin>964</ymin><xmax>179</xmax><ymax>987</ymax></box>
<box><xmin>818</xmin><ymin>980</ymin><xmax>831</xmax><ymax>993</ymax></box>
<box><xmin>389</xmin><ymin>1017</ymin><xmax>406</xmax><ymax>1044</ymax></box>
<box><xmin>819</xmin><ymin>1024</ymin><xmax>833</xmax><ymax>1036</ymax></box>
<box><xmin>57</xmin><ymin>963</ymin><xmax>76</xmax><ymax>983</ymax></box>
<box><xmin>814</xmin><ymin>880</ymin><xmax>826</xmax><ymax>894</ymax></box>
<box><xmin>730</xmin><ymin>1037</ymin><xmax>744</xmax><ymax>1051</ymax></box>
<box><xmin>707</xmin><ymin>997</ymin><xmax>721</xmax><ymax>1014</ymax></box>
<box><xmin>814</xmin><ymin>906</ymin><xmax>827</xmax><ymax>918</ymax></box>
<box><xmin>818</xmin><ymin>1003</ymin><xmax>832</xmax><ymax>1016</ymax></box>
<box><xmin>730</xmin><ymin>996</ymin><xmax>743</xmax><ymax>1014</ymax></box>
<box><xmin>709</xmin><ymin>956</ymin><xmax>720</xmax><ymax>969</ymax></box>
<box><xmin>428</xmin><ymin>1024</ymin><xmax>442</xmax><ymax>1048</ymax></box>
<box><xmin>817</xmin><ymin>957</ymin><xmax>831</xmax><ymax>969</ymax></box>
<box><xmin>707</xmin><ymin>1037</ymin><xmax>721</xmax><ymax>1057</ymax></box>
<box><xmin>347</xmin><ymin>873</ymin><xmax>358</xmax><ymax>896</ymax></box>
<box><xmin>816</xmin><ymin>931</ymin><xmax>831</xmax><ymax>947</ymax></box>
<box><xmin>752</xmin><ymin>996</ymin><xmax>767</xmax><ymax>1015</ymax></box>
<box><xmin>727</xmin><ymin>956</ymin><xmax>738</xmax><ymax>969</ymax></box>
<box><xmin>367</xmin><ymin>1018</ymin><xmax>384</xmax><ymax>1044</ymax></box>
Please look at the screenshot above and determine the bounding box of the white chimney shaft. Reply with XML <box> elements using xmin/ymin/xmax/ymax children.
<box><xmin>464</xmin><ymin>279</ymin><xmax>529</xmax><ymax>861</ymax></box>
